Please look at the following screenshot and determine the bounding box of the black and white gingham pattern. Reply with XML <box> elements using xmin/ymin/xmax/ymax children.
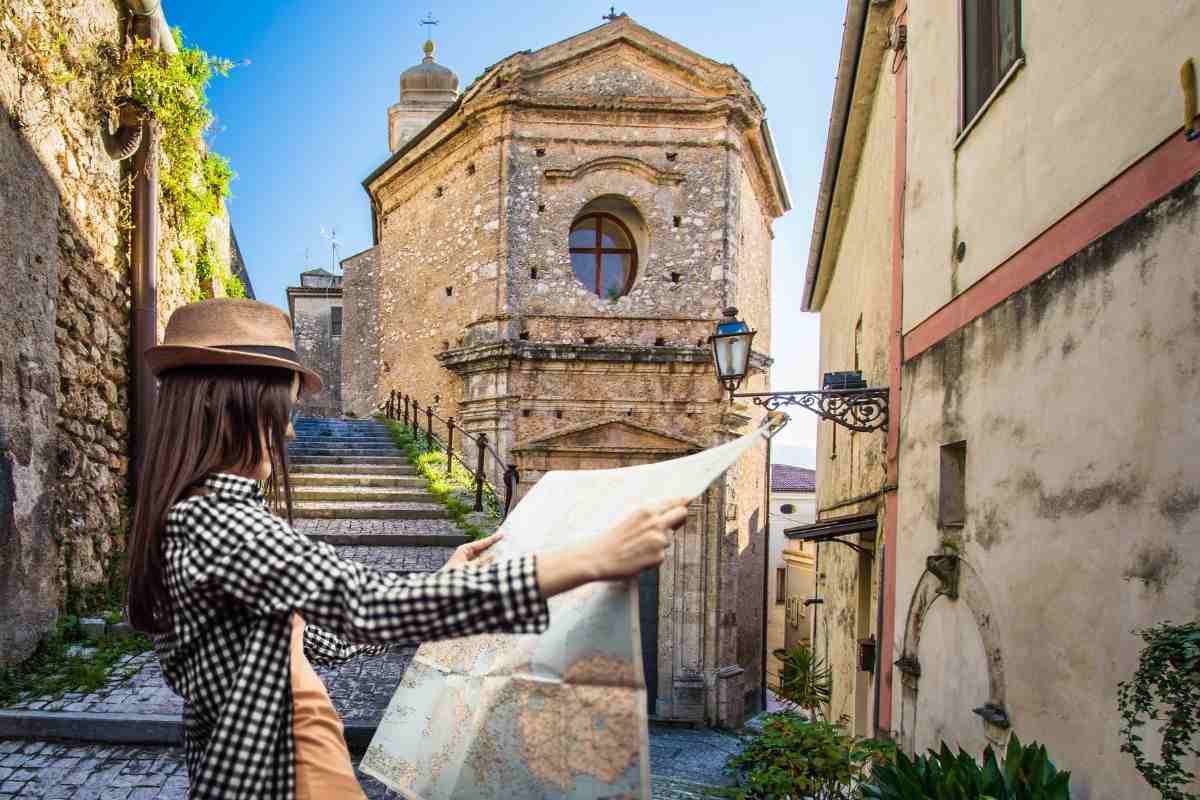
<box><xmin>154</xmin><ymin>473</ymin><xmax>549</xmax><ymax>799</ymax></box>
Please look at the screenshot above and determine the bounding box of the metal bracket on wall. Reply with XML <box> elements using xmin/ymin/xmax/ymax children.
<box><xmin>926</xmin><ymin>554</ymin><xmax>960</xmax><ymax>600</ymax></box>
<box><xmin>894</xmin><ymin>654</ymin><xmax>921</xmax><ymax>677</ymax></box>
<box><xmin>741</xmin><ymin>388</ymin><xmax>889</xmax><ymax>433</ymax></box>
<box><xmin>972</xmin><ymin>702</ymin><xmax>1011</xmax><ymax>728</ymax></box>
<box><xmin>1182</xmin><ymin>59</ymin><xmax>1199</xmax><ymax>141</ymax></box>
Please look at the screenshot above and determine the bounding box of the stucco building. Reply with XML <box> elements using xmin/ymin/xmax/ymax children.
<box><xmin>765</xmin><ymin>465</ymin><xmax>816</xmax><ymax>692</ymax></box>
<box><xmin>343</xmin><ymin>15</ymin><xmax>790</xmax><ymax>725</ymax></box>
<box><xmin>804</xmin><ymin>1</ymin><xmax>1200</xmax><ymax>795</ymax></box>
<box><xmin>288</xmin><ymin>267</ymin><xmax>344</xmax><ymax>417</ymax></box>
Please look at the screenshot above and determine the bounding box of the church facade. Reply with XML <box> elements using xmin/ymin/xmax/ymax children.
<box><xmin>343</xmin><ymin>15</ymin><xmax>789</xmax><ymax>725</ymax></box>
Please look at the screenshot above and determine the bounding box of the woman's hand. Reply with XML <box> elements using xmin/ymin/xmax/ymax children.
<box><xmin>442</xmin><ymin>531</ymin><xmax>503</xmax><ymax>571</ymax></box>
<box><xmin>536</xmin><ymin>498</ymin><xmax>691</xmax><ymax>598</ymax></box>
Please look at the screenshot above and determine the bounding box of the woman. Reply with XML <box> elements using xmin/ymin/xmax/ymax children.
<box><xmin>127</xmin><ymin>299</ymin><xmax>688</xmax><ymax>799</ymax></box>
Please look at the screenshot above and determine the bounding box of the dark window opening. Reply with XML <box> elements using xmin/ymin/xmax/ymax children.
<box><xmin>519</xmin><ymin>330</ymin><xmax>530</xmax><ymax>340</ymax></box>
<box><xmin>537</xmin><ymin>203</ymin><xmax>545</xmax><ymax>213</ymax></box>
<box><xmin>535</xmin><ymin>147</ymin><xmax>546</xmax><ymax>157</ymax></box>
<box><xmin>962</xmin><ymin>0</ymin><xmax>1021</xmax><ymax>125</ymax></box>
<box><xmin>654</xmin><ymin>337</ymin><xmax>666</xmax><ymax>347</ymax></box>
<box><xmin>775</xmin><ymin>568</ymin><xmax>786</xmax><ymax>604</ymax></box>
<box><xmin>554</xmin><ymin>410</ymin><xmax>563</xmax><ymax>419</ymax></box>
<box><xmin>522</xmin><ymin>409</ymin><xmax>532</xmax><ymax>417</ymax></box>
<box><xmin>330</xmin><ymin>306</ymin><xmax>342</xmax><ymax>337</ymax></box>
<box><xmin>467</xmin><ymin>163</ymin><xmax>476</xmax><ymax>176</ymax></box>
<box><xmin>781</xmin><ymin>503</ymin><xmax>795</xmax><ymax>515</ymax></box>
<box><xmin>939</xmin><ymin>441</ymin><xmax>968</xmax><ymax>527</ymax></box>
<box><xmin>445</xmin><ymin>286</ymin><xmax>453</xmax><ymax>297</ymax></box>
<box><xmin>582</xmin><ymin>336</ymin><xmax>598</xmax><ymax>345</ymax></box>
<box><xmin>666</xmin><ymin>152</ymin><xmax>677</xmax><ymax>162</ymax></box>
<box><xmin>673</xmin><ymin>215</ymin><xmax>681</xmax><ymax>228</ymax></box>
<box><xmin>435</xmin><ymin>186</ymin><xmax>444</xmax><ymax>198</ymax></box>
<box><xmin>530</xmin><ymin>267</ymin><xmax>538</xmax><ymax>279</ymax></box>
<box><xmin>569</xmin><ymin>212</ymin><xmax>638</xmax><ymax>299</ymax></box>
<box><xmin>670</xmin><ymin>272</ymin><xmax>681</xmax><ymax>284</ymax></box>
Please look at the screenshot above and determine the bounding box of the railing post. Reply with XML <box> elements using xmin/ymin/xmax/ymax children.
<box><xmin>446</xmin><ymin>418</ymin><xmax>455</xmax><ymax>478</ymax></box>
<box><xmin>474</xmin><ymin>432</ymin><xmax>487</xmax><ymax>512</ymax></box>
<box><xmin>391</xmin><ymin>390</ymin><xmax>397</xmax><ymax>419</ymax></box>
<box><xmin>403</xmin><ymin>394</ymin><xmax>410</xmax><ymax>428</ymax></box>
<box><xmin>411</xmin><ymin>399</ymin><xmax>418</xmax><ymax>436</ymax></box>
<box><xmin>426</xmin><ymin>405</ymin><xmax>434</xmax><ymax>451</ymax></box>
<box><xmin>503</xmin><ymin>464</ymin><xmax>518</xmax><ymax>518</ymax></box>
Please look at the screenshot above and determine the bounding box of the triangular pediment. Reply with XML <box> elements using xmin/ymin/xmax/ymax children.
<box><xmin>513</xmin><ymin>417</ymin><xmax>704</xmax><ymax>454</ymax></box>
<box><xmin>530</xmin><ymin>44</ymin><xmax>707</xmax><ymax>99</ymax></box>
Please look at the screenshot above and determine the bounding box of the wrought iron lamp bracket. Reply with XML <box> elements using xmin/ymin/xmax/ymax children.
<box><xmin>734</xmin><ymin>388</ymin><xmax>889</xmax><ymax>433</ymax></box>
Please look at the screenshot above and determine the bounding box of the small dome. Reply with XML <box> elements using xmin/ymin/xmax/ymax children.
<box><xmin>400</xmin><ymin>40</ymin><xmax>459</xmax><ymax>98</ymax></box>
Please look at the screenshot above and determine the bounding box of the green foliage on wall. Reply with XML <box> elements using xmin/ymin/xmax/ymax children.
<box><xmin>1118</xmin><ymin>620</ymin><xmax>1200</xmax><ymax>800</ymax></box>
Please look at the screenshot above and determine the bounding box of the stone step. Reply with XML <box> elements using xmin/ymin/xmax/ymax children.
<box><xmin>291</xmin><ymin>455</ymin><xmax>411</xmax><ymax>465</ymax></box>
<box><xmin>293</xmin><ymin>435</ymin><xmax>396</xmax><ymax>444</ymax></box>
<box><xmin>289</xmin><ymin>447</ymin><xmax>402</xmax><ymax>457</ymax></box>
<box><xmin>290</xmin><ymin>473</ymin><xmax>425</xmax><ymax>488</ymax></box>
<box><xmin>292</xmin><ymin>463</ymin><xmax>417</xmax><ymax>476</ymax></box>
<box><xmin>293</xmin><ymin>501</ymin><xmax>450</xmax><ymax>519</ymax></box>
<box><xmin>292</xmin><ymin>486</ymin><xmax>434</xmax><ymax>503</ymax></box>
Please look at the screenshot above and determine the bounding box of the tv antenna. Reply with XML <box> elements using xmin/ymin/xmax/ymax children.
<box><xmin>420</xmin><ymin>11</ymin><xmax>439</xmax><ymax>33</ymax></box>
<box><xmin>602</xmin><ymin>6</ymin><xmax>622</xmax><ymax>21</ymax></box>
<box><xmin>320</xmin><ymin>226</ymin><xmax>341</xmax><ymax>273</ymax></box>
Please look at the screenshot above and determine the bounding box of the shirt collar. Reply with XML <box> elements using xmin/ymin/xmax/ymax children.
<box><xmin>201</xmin><ymin>473</ymin><xmax>265</xmax><ymax>502</ymax></box>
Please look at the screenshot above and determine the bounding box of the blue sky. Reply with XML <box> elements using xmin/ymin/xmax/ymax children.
<box><xmin>166</xmin><ymin>1</ymin><xmax>844</xmax><ymax>466</ymax></box>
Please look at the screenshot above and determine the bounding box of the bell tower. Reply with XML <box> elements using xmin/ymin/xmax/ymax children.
<box><xmin>388</xmin><ymin>37</ymin><xmax>459</xmax><ymax>152</ymax></box>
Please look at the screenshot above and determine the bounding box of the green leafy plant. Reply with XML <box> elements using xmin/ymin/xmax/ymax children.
<box><xmin>861</xmin><ymin>735</ymin><xmax>1070</xmax><ymax>800</ymax></box>
<box><xmin>381</xmin><ymin>419</ymin><xmax>503</xmax><ymax>540</ymax></box>
<box><xmin>222</xmin><ymin>271</ymin><xmax>247</xmax><ymax>298</ymax></box>
<box><xmin>773</xmin><ymin>643</ymin><xmax>833</xmax><ymax>720</ymax></box>
<box><xmin>727</xmin><ymin>713</ymin><xmax>894</xmax><ymax>799</ymax></box>
<box><xmin>1118</xmin><ymin>620</ymin><xmax>1200</xmax><ymax>800</ymax></box>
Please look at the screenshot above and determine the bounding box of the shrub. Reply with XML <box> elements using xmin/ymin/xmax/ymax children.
<box><xmin>773</xmin><ymin>643</ymin><xmax>832</xmax><ymax>719</ymax></box>
<box><xmin>861</xmin><ymin>734</ymin><xmax>1070</xmax><ymax>800</ymax></box>
<box><xmin>1117</xmin><ymin>619</ymin><xmax>1200</xmax><ymax>800</ymax></box>
<box><xmin>726</xmin><ymin>713</ymin><xmax>893</xmax><ymax>799</ymax></box>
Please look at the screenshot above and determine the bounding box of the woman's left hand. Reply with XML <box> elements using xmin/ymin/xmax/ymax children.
<box><xmin>442</xmin><ymin>531</ymin><xmax>504</xmax><ymax>571</ymax></box>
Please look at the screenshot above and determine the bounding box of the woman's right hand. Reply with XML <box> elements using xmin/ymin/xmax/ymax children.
<box><xmin>536</xmin><ymin>498</ymin><xmax>691</xmax><ymax>598</ymax></box>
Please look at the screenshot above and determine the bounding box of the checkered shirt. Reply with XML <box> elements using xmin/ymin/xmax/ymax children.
<box><xmin>153</xmin><ymin>473</ymin><xmax>549</xmax><ymax>799</ymax></box>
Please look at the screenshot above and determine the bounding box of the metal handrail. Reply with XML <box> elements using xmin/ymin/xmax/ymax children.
<box><xmin>377</xmin><ymin>390</ymin><xmax>519</xmax><ymax>518</ymax></box>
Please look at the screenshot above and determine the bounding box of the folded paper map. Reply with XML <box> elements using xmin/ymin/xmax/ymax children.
<box><xmin>361</xmin><ymin>423</ymin><xmax>770</xmax><ymax>800</ymax></box>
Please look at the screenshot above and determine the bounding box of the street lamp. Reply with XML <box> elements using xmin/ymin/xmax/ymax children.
<box><xmin>708</xmin><ymin>308</ymin><xmax>890</xmax><ymax>433</ymax></box>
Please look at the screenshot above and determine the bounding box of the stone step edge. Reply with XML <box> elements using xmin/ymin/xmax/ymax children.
<box><xmin>0</xmin><ymin>710</ymin><xmax>378</xmax><ymax>753</ymax></box>
<box><xmin>307</xmin><ymin>533</ymin><xmax>469</xmax><ymax>547</ymax></box>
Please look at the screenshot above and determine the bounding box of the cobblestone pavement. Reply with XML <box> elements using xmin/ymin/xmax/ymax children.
<box><xmin>294</xmin><ymin>517</ymin><xmax>464</xmax><ymax>537</ymax></box>
<box><xmin>648</xmin><ymin>725</ymin><xmax>743</xmax><ymax>787</ymax></box>
<box><xmin>0</xmin><ymin>736</ymin><xmax>739</xmax><ymax>798</ymax></box>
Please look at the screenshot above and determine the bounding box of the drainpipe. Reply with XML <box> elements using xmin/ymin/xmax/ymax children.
<box><xmin>761</xmin><ymin>437</ymin><xmax>771</xmax><ymax>713</ymax></box>
<box><xmin>107</xmin><ymin>0</ymin><xmax>175</xmax><ymax>483</ymax></box>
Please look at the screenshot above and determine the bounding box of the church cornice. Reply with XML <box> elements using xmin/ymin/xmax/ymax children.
<box><xmin>542</xmin><ymin>155</ymin><xmax>685</xmax><ymax>186</ymax></box>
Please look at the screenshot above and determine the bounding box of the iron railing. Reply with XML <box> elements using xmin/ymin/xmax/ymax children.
<box><xmin>379</xmin><ymin>390</ymin><xmax>519</xmax><ymax>518</ymax></box>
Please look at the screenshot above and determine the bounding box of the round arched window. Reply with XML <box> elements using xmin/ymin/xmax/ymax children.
<box><xmin>569</xmin><ymin>212</ymin><xmax>637</xmax><ymax>300</ymax></box>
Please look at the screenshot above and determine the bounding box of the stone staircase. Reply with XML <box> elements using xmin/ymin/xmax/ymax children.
<box><xmin>289</xmin><ymin>418</ymin><xmax>450</xmax><ymax>521</ymax></box>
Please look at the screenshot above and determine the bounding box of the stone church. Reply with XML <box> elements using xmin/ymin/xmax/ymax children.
<box><xmin>341</xmin><ymin>15</ymin><xmax>789</xmax><ymax>725</ymax></box>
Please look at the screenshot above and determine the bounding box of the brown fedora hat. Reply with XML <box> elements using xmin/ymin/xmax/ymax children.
<box><xmin>145</xmin><ymin>299</ymin><xmax>323</xmax><ymax>395</ymax></box>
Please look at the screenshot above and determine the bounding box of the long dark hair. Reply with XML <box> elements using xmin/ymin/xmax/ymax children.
<box><xmin>127</xmin><ymin>365</ymin><xmax>296</xmax><ymax>633</ymax></box>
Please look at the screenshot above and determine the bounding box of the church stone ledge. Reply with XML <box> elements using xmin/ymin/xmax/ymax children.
<box><xmin>437</xmin><ymin>340</ymin><xmax>714</xmax><ymax>372</ymax></box>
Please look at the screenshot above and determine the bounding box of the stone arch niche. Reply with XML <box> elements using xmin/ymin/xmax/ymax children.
<box><xmin>896</xmin><ymin>554</ymin><xmax>1010</xmax><ymax>754</ymax></box>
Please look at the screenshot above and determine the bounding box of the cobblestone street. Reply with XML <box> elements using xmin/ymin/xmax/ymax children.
<box><xmin>0</xmin><ymin>733</ymin><xmax>737</xmax><ymax>798</ymax></box>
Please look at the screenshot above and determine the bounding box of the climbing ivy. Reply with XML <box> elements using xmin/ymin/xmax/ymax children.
<box><xmin>119</xmin><ymin>29</ymin><xmax>238</xmax><ymax>292</ymax></box>
<box><xmin>1118</xmin><ymin>620</ymin><xmax>1200</xmax><ymax>800</ymax></box>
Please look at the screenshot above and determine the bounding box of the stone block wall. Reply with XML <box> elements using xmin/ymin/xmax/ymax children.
<box><xmin>290</xmin><ymin>291</ymin><xmax>343</xmax><ymax>417</ymax></box>
<box><xmin>341</xmin><ymin>247</ymin><xmax>379</xmax><ymax>416</ymax></box>
<box><xmin>0</xmin><ymin>0</ymin><xmax>222</xmax><ymax>663</ymax></box>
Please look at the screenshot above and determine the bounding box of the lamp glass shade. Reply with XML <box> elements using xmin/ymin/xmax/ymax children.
<box><xmin>710</xmin><ymin>319</ymin><xmax>755</xmax><ymax>391</ymax></box>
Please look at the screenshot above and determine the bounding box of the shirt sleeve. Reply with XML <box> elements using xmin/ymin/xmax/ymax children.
<box><xmin>198</xmin><ymin>499</ymin><xmax>550</xmax><ymax>647</ymax></box>
<box><xmin>302</xmin><ymin>623</ymin><xmax>390</xmax><ymax>667</ymax></box>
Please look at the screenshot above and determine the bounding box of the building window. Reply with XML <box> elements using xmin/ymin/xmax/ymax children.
<box><xmin>569</xmin><ymin>212</ymin><xmax>638</xmax><ymax>300</ymax></box>
<box><xmin>939</xmin><ymin>441</ymin><xmax>967</xmax><ymax>527</ymax></box>
<box><xmin>330</xmin><ymin>306</ymin><xmax>342</xmax><ymax>337</ymax></box>
<box><xmin>780</xmin><ymin>503</ymin><xmax>795</xmax><ymax>515</ymax></box>
<box><xmin>962</xmin><ymin>0</ymin><xmax>1021</xmax><ymax>125</ymax></box>
<box><xmin>775</xmin><ymin>568</ymin><xmax>786</xmax><ymax>605</ymax></box>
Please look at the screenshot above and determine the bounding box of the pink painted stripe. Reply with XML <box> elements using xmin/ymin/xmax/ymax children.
<box><xmin>904</xmin><ymin>128</ymin><xmax>1200</xmax><ymax>360</ymax></box>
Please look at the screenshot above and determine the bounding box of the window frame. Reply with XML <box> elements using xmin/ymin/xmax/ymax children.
<box><xmin>330</xmin><ymin>306</ymin><xmax>343</xmax><ymax>337</ymax></box>
<box><xmin>775</xmin><ymin>567</ymin><xmax>786</xmax><ymax>605</ymax></box>
<box><xmin>568</xmin><ymin>212</ymin><xmax>638</xmax><ymax>299</ymax></box>
<box><xmin>958</xmin><ymin>0</ymin><xmax>1024</xmax><ymax>137</ymax></box>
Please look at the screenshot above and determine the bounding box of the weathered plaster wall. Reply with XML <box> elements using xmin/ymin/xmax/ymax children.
<box><xmin>810</xmin><ymin>47</ymin><xmax>894</xmax><ymax>734</ymax></box>
<box><xmin>767</xmin><ymin>491</ymin><xmax>816</xmax><ymax>685</ymax></box>
<box><xmin>0</xmin><ymin>0</ymin><xmax>227</xmax><ymax>662</ymax></box>
<box><xmin>341</xmin><ymin>247</ymin><xmax>379</xmax><ymax>416</ymax></box>
<box><xmin>903</xmin><ymin>1</ymin><xmax>1200</xmax><ymax>330</ymax></box>
<box><xmin>290</xmin><ymin>292</ymin><xmax>342</xmax><ymax>417</ymax></box>
<box><xmin>894</xmin><ymin>175</ymin><xmax>1200</xmax><ymax>798</ymax></box>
